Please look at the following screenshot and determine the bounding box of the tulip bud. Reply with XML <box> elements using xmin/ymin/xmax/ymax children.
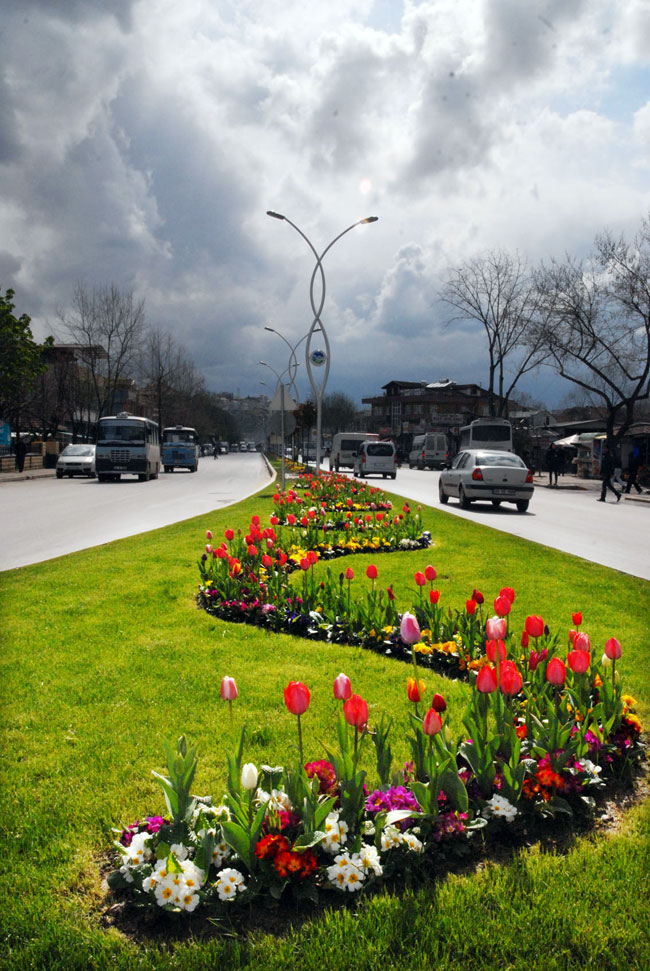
<box><xmin>366</xmin><ymin>564</ymin><xmax>378</xmax><ymax>580</ymax></box>
<box><xmin>345</xmin><ymin>567</ymin><xmax>354</xmax><ymax>580</ymax></box>
<box><xmin>407</xmin><ymin>676</ymin><xmax>425</xmax><ymax>703</ymax></box>
<box><xmin>546</xmin><ymin>657</ymin><xmax>566</xmax><ymax>686</ymax></box>
<box><xmin>572</xmin><ymin>611</ymin><xmax>582</xmax><ymax>626</ymax></box>
<box><xmin>601</xmin><ymin>652</ymin><xmax>612</xmax><ymax>668</ymax></box>
<box><xmin>400</xmin><ymin>612</ymin><xmax>421</xmax><ymax>645</ymax></box>
<box><xmin>220</xmin><ymin>676</ymin><xmax>238</xmax><ymax>701</ymax></box>
<box><xmin>241</xmin><ymin>763</ymin><xmax>258</xmax><ymax>791</ymax></box>
<box><xmin>206</xmin><ymin>530</ymin><xmax>213</xmax><ymax>540</ymax></box>
<box><xmin>422</xmin><ymin>708</ymin><xmax>442</xmax><ymax>736</ymax></box>
<box><xmin>476</xmin><ymin>665</ymin><xmax>498</xmax><ymax>693</ymax></box>
<box><xmin>333</xmin><ymin>672</ymin><xmax>352</xmax><ymax>701</ymax></box>
<box><xmin>521</xmin><ymin>630</ymin><xmax>530</xmax><ymax>649</ymax></box>
<box><xmin>387</xmin><ymin>586</ymin><xmax>395</xmax><ymax>601</ymax></box>
<box><xmin>431</xmin><ymin>692</ymin><xmax>447</xmax><ymax>712</ymax></box>
<box><xmin>472</xmin><ymin>589</ymin><xmax>484</xmax><ymax>605</ymax></box>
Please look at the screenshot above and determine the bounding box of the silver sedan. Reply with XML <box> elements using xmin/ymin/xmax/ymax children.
<box><xmin>439</xmin><ymin>449</ymin><xmax>534</xmax><ymax>512</ymax></box>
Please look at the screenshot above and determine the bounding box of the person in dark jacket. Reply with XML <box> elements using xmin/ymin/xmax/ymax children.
<box><xmin>625</xmin><ymin>450</ymin><xmax>642</xmax><ymax>494</ymax></box>
<box><xmin>598</xmin><ymin>444</ymin><xmax>622</xmax><ymax>502</ymax></box>
<box><xmin>545</xmin><ymin>443</ymin><xmax>559</xmax><ymax>487</ymax></box>
<box><xmin>14</xmin><ymin>437</ymin><xmax>27</xmax><ymax>473</ymax></box>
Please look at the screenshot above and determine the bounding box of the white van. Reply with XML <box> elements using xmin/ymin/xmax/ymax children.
<box><xmin>353</xmin><ymin>440</ymin><xmax>397</xmax><ymax>479</ymax></box>
<box><xmin>330</xmin><ymin>432</ymin><xmax>378</xmax><ymax>471</ymax></box>
<box><xmin>458</xmin><ymin>419</ymin><xmax>513</xmax><ymax>452</ymax></box>
<box><xmin>408</xmin><ymin>433</ymin><xmax>449</xmax><ymax>470</ymax></box>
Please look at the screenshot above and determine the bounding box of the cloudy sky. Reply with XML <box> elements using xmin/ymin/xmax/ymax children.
<box><xmin>2</xmin><ymin>0</ymin><xmax>649</xmax><ymax>407</ymax></box>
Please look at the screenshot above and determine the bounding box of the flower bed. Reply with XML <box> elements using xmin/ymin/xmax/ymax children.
<box><xmin>108</xmin><ymin>642</ymin><xmax>643</xmax><ymax>917</ymax></box>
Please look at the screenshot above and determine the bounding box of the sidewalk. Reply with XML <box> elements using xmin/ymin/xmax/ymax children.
<box><xmin>0</xmin><ymin>467</ymin><xmax>57</xmax><ymax>483</ymax></box>
<box><xmin>534</xmin><ymin>472</ymin><xmax>650</xmax><ymax>504</ymax></box>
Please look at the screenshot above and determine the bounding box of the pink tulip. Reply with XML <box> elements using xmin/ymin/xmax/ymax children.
<box><xmin>400</xmin><ymin>612</ymin><xmax>421</xmax><ymax>645</ymax></box>
<box><xmin>422</xmin><ymin>708</ymin><xmax>443</xmax><ymax>736</ymax></box>
<box><xmin>206</xmin><ymin>530</ymin><xmax>213</xmax><ymax>540</ymax></box>
<box><xmin>574</xmin><ymin>632</ymin><xmax>590</xmax><ymax>653</ymax></box>
<box><xmin>604</xmin><ymin>637</ymin><xmax>622</xmax><ymax>660</ymax></box>
<box><xmin>220</xmin><ymin>676</ymin><xmax>238</xmax><ymax>701</ymax></box>
<box><xmin>486</xmin><ymin>616</ymin><xmax>507</xmax><ymax>641</ymax></box>
<box><xmin>546</xmin><ymin>657</ymin><xmax>566</xmax><ymax>686</ymax></box>
<box><xmin>333</xmin><ymin>672</ymin><xmax>352</xmax><ymax>701</ymax></box>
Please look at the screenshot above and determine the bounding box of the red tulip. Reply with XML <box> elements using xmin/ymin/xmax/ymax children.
<box><xmin>574</xmin><ymin>632</ymin><xmax>590</xmax><ymax>653</ymax></box>
<box><xmin>220</xmin><ymin>676</ymin><xmax>238</xmax><ymax>701</ymax></box>
<box><xmin>333</xmin><ymin>672</ymin><xmax>352</xmax><ymax>700</ymax></box>
<box><xmin>494</xmin><ymin>595</ymin><xmax>512</xmax><ymax>617</ymax></box>
<box><xmin>476</xmin><ymin>665</ymin><xmax>498</xmax><ymax>693</ymax></box>
<box><xmin>307</xmin><ymin>550</ymin><xmax>318</xmax><ymax>565</ymax></box>
<box><xmin>546</xmin><ymin>657</ymin><xmax>566</xmax><ymax>686</ymax></box>
<box><xmin>262</xmin><ymin>554</ymin><xmax>273</xmax><ymax>570</ymax></box>
<box><xmin>407</xmin><ymin>677</ymin><xmax>425</xmax><ymax>703</ymax></box>
<box><xmin>248</xmin><ymin>544</ymin><xmax>258</xmax><ymax>557</ymax></box>
<box><xmin>343</xmin><ymin>693</ymin><xmax>368</xmax><ymax>728</ymax></box>
<box><xmin>466</xmin><ymin>599</ymin><xmax>477</xmax><ymax>615</ymax></box>
<box><xmin>525</xmin><ymin>615</ymin><xmax>544</xmax><ymax>639</ymax></box>
<box><xmin>345</xmin><ymin>567</ymin><xmax>354</xmax><ymax>580</ymax></box>
<box><xmin>366</xmin><ymin>564</ymin><xmax>378</xmax><ymax>580</ymax></box>
<box><xmin>414</xmin><ymin>571</ymin><xmax>426</xmax><ymax>587</ymax></box>
<box><xmin>431</xmin><ymin>692</ymin><xmax>447</xmax><ymax>712</ymax></box>
<box><xmin>225</xmin><ymin>528</ymin><xmax>234</xmax><ymax>541</ymax></box>
<box><xmin>206</xmin><ymin>530</ymin><xmax>213</xmax><ymax>540</ymax></box>
<box><xmin>400</xmin><ymin>612</ymin><xmax>421</xmax><ymax>645</ymax></box>
<box><xmin>284</xmin><ymin>681</ymin><xmax>311</xmax><ymax>715</ymax></box>
<box><xmin>486</xmin><ymin>616</ymin><xmax>507</xmax><ymax>641</ymax></box>
<box><xmin>604</xmin><ymin>637</ymin><xmax>622</xmax><ymax>660</ymax></box>
<box><xmin>422</xmin><ymin>708</ymin><xmax>443</xmax><ymax>736</ymax></box>
<box><xmin>300</xmin><ymin>557</ymin><xmax>311</xmax><ymax>571</ymax></box>
<box><xmin>500</xmin><ymin>587</ymin><xmax>516</xmax><ymax>604</ymax></box>
<box><xmin>486</xmin><ymin>638</ymin><xmax>507</xmax><ymax>662</ymax></box>
<box><xmin>567</xmin><ymin>650</ymin><xmax>590</xmax><ymax>674</ymax></box>
<box><xmin>499</xmin><ymin>660</ymin><xmax>522</xmax><ymax>696</ymax></box>
<box><xmin>430</xmin><ymin>589</ymin><xmax>440</xmax><ymax>605</ymax></box>
<box><xmin>472</xmin><ymin>588</ymin><xmax>484</xmax><ymax>605</ymax></box>
<box><xmin>425</xmin><ymin>565</ymin><xmax>437</xmax><ymax>581</ymax></box>
<box><xmin>572</xmin><ymin>611</ymin><xmax>582</xmax><ymax>626</ymax></box>
<box><xmin>387</xmin><ymin>586</ymin><xmax>395</xmax><ymax>601</ymax></box>
<box><xmin>521</xmin><ymin>630</ymin><xmax>530</xmax><ymax>649</ymax></box>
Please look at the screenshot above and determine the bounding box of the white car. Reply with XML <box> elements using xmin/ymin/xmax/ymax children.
<box><xmin>56</xmin><ymin>444</ymin><xmax>96</xmax><ymax>479</ymax></box>
<box><xmin>439</xmin><ymin>449</ymin><xmax>533</xmax><ymax>512</ymax></box>
<box><xmin>353</xmin><ymin>440</ymin><xmax>398</xmax><ymax>479</ymax></box>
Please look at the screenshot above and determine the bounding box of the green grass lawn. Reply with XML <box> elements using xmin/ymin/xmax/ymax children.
<box><xmin>1</xmin><ymin>483</ymin><xmax>649</xmax><ymax>970</ymax></box>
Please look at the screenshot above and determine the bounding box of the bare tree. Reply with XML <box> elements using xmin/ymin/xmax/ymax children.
<box><xmin>322</xmin><ymin>392</ymin><xmax>357</xmax><ymax>434</ymax></box>
<box><xmin>59</xmin><ymin>283</ymin><xmax>145</xmax><ymax>420</ymax></box>
<box><xmin>440</xmin><ymin>250</ymin><xmax>545</xmax><ymax>415</ymax></box>
<box><xmin>532</xmin><ymin>217</ymin><xmax>650</xmax><ymax>443</ymax></box>
<box><xmin>138</xmin><ymin>328</ymin><xmax>205</xmax><ymax>431</ymax></box>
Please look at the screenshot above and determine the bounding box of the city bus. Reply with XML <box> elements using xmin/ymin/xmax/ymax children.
<box><xmin>95</xmin><ymin>413</ymin><xmax>160</xmax><ymax>482</ymax></box>
<box><xmin>161</xmin><ymin>425</ymin><xmax>200</xmax><ymax>473</ymax></box>
<box><xmin>458</xmin><ymin>418</ymin><xmax>513</xmax><ymax>453</ymax></box>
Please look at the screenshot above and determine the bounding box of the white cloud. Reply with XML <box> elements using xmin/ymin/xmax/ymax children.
<box><xmin>1</xmin><ymin>0</ymin><xmax>650</xmax><ymax>404</ymax></box>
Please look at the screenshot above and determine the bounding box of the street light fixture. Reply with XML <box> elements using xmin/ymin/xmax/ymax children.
<box><xmin>264</xmin><ymin>325</ymin><xmax>306</xmax><ymax>405</ymax></box>
<box><xmin>260</xmin><ymin>359</ymin><xmax>294</xmax><ymax>492</ymax></box>
<box><xmin>266</xmin><ymin>210</ymin><xmax>378</xmax><ymax>472</ymax></box>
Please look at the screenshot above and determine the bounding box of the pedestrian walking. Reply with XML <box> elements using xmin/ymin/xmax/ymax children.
<box><xmin>598</xmin><ymin>443</ymin><xmax>622</xmax><ymax>503</ymax></box>
<box><xmin>14</xmin><ymin>436</ymin><xmax>27</xmax><ymax>473</ymax></box>
<box><xmin>545</xmin><ymin>443</ymin><xmax>559</xmax><ymax>487</ymax></box>
<box><xmin>625</xmin><ymin>450</ymin><xmax>643</xmax><ymax>495</ymax></box>
<box><xmin>612</xmin><ymin>446</ymin><xmax>625</xmax><ymax>488</ymax></box>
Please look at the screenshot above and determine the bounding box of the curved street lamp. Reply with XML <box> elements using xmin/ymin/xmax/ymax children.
<box><xmin>266</xmin><ymin>210</ymin><xmax>378</xmax><ymax>472</ymax></box>
<box><xmin>260</xmin><ymin>359</ymin><xmax>295</xmax><ymax>492</ymax></box>
<box><xmin>264</xmin><ymin>325</ymin><xmax>306</xmax><ymax>405</ymax></box>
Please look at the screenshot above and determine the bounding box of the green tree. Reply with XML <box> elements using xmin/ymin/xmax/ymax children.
<box><xmin>0</xmin><ymin>288</ymin><xmax>49</xmax><ymax>426</ymax></box>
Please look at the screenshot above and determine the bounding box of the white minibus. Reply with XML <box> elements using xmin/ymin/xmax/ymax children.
<box><xmin>458</xmin><ymin>419</ymin><xmax>513</xmax><ymax>453</ymax></box>
<box><xmin>408</xmin><ymin>432</ymin><xmax>449</xmax><ymax>470</ymax></box>
<box><xmin>330</xmin><ymin>432</ymin><xmax>379</xmax><ymax>472</ymax></box>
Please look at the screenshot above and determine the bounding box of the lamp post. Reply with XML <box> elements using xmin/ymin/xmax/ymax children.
<box><xmin>260</xmin><ymin>360</ymin><xmax>292</xmax><ymax>492</ymax></box>
<box><xmin>264</xmin><ymin>326</ymin><xmax>306</xmax><ymax>406</ymax></box>
<box><xmin>266</xmin><ymin>210</ymin><xmax>378</xmax><ymax>472</ymax></box>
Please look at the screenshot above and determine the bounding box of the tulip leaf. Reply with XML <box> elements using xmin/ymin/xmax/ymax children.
<box><xmin>221</xmin><ymin>820</ymin><xmax>253</xmax><ymax>867</ymax></box>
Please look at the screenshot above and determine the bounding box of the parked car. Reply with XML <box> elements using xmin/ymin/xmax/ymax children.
<box><xmin>438</xmin><ymin>449</ymin><xmax>533</xmax><ymax>512</ymax></box>
<box><xmin>353</xmin><ymin>440</ymin><xmax>398</xmax><ymax>479</ymax></box>
<box><xmin>56</xmin><ymin>444</ymin><xmax>96</xmax><ymax>479</ymax></box>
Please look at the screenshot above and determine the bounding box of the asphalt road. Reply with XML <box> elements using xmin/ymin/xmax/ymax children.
<box><xmin>1</xmin><ymin>458</ymin><xmax>648</xmax><ymax>581</ymax></box>
<box><xmin>0</xmin><ymin>452</ymin><xmax>274</xmax><ymax>572</ymax></box>
<box><xmin>372</xmin><ymin>466</ymin><xmax>650</xmax><ymax>582</ymax></box>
